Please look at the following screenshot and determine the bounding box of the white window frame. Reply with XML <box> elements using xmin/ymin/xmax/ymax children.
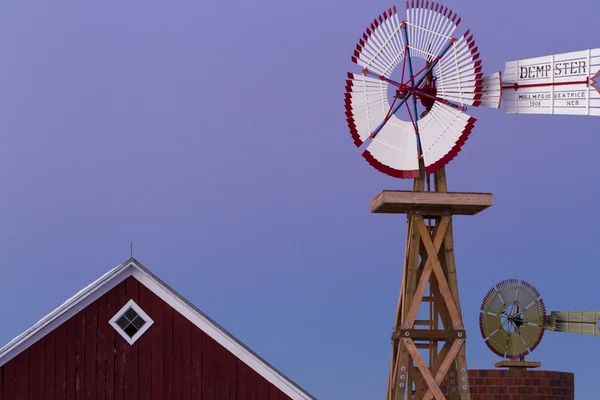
<box><xmin>109</xmin><ymin>299</ymin><xmax>154</xmax><ymax>345</ymax></box>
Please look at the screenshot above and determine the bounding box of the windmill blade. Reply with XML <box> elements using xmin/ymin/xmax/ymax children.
<box><xmin>433</xmin><ymin>30</ymin><xmax>485</xmax><ymax>107</ymax></box>
<box><xmin>345</xmin><ymin>73</ymin><xmax>389</xmax><ymax>147</ymax></box>
<box><xmin>351</xmin><ymin>6</ymin><xmax>406</xmax><ymax>78</ymax></box>
<box><xmin>362</xmin><ymin>120</ymin><xmax>420</xmax><ymax>178</ymax></box>
<box><xmin>356</xmin><ymin>87</ymin><xmax>478</xmax><ymax>178</ymax></box>
<box><xmin>485</xmin><ymin>324</ymin><xmax>509</xmax><ymax>358</ymax></box>
<box><xmin>480</xmin><ymin>72</ymin><xmax>502</xmax><ymax>109</ymax></box>
<box><xmin>496</xmin><ymin>278</ymin><xmax>520</xmax><ymax>304</ymax></box>
<box><xmin>417</xmin><ymin>102</ymin><xmax>475</xmax><ymax>174</ymax></box>
<box><xmin>518</xmin><ymin>323</ymin><xmax>545</xmax><ymax>348</ymax></box>
<box><xmin>545</xmin><ymin>311</ymin><xmax>600</xmax><ymax>336</ymax></box>
<box><xmin>405</xmin><ymin>1</ymin><xmax>460</xmax><ymax>61</ymax></box>
<box><xmin>503</xmin><ymin>48</ymin><xmax>600</xmax><ymax>116</ymax></box>
<box><xmin>480</xmin><ymin>286</ymin><xmax>504</xmax><ymax>314</ymax></box>
<box><xmin>345</xmin><ymin>73</ymin><xmax>421</xmax><ymax>177</ymax></box>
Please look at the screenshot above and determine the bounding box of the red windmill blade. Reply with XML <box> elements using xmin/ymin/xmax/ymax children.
<box><xmin>345</xmin><ymin>1</ymin><xmax>501</xmax><ymax>178</ymax></box>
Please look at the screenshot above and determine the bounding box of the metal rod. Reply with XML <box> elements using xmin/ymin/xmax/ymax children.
<box><xmin>370</xmin><ymin>37</ymin><xmax>456</xmax><ymax>138</ymax></box>
<box><xmin>503</xmin><ymin>79</ymin><xmax>589</xmax><ymax>90</ymax></box>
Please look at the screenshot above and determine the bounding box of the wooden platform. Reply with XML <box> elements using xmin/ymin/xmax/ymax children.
<box><xmin>371</xmin><ymin>190</ymin><xmax>492</xmax><ymax>215</ymax></box>
<box><xmin>494</xmin><ymin>360</ymin><xmax>542</xmax><ymax>370</ymax></box>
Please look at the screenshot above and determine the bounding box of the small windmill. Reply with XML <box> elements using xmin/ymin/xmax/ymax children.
<box><xmin>343</xmin><ymin>1</ymin><xmax>599</xmax><ymax>399</ymax></box>
<box><xmin>480</xmin><ymin>279</ymin><xmax>600</xmax><ymax>369</ymax></box>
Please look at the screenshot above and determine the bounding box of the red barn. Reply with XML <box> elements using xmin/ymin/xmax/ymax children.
<box><xmin>0</xmin><ymin>258</ymin><xmax>316</xmax><ymax>399</ymax></box>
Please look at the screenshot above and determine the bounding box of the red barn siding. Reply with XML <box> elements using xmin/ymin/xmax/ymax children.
<box><xmin>1</xmin><ymin>276</ymin><xmax>293</xmax><ymax>400</ymax></box>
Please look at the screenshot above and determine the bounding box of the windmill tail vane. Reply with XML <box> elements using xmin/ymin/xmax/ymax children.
<box><xmin>503</xmin><ymin>48</ymin><xmax>600</xmax><ymax>116</ymax></box>
<box><xmin>546</xmin><ymin>311</ymin><xmax>600</xmax><ymax>336</ymax></box>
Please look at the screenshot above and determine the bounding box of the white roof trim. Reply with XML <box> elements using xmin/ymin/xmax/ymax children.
<box><xmin>0</xmin><ymin>258</ymin><xmax>316</xmax><ymax>400</ymax></box>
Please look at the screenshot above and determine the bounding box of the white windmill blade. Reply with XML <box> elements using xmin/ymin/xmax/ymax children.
<box><xmin>433</xmin><ymin>30</ymin><xmax>482</xmax><ymax>107</ymax></box>
<box><xmin>351</xmin><ymin>6</ymin><xmax>406</xmax><ymax>78</ymax></box>
<box><xmin>480</xmin><ymin>72</ymin><xmax>502</xmax><ymax>109</ymax></box>
<box><xmin>362</xmin><ymin>118</ymin><xmax>421</xmax><ymax>179</ymax></box>
<box><xmin>405</xmin><ymin>0</ymin><xmax>460</xmax><ymax>61</ymax></box>
<box><xmin>417</xmin><ymin>102</ymin><xmax>476</xmax><ymax>174</ymax></box>
<box><xmin>503</xmin><ymin>48</ymin><xmax>600</xmax><ymax>116</ymax></box>
<box><xmin>345</xmin><ymin>73</ymin><xmax>389</xmax><ymax>147</ymax></box>
<box><xmin>432</xmin><ymin>30</ymin><xmax>502</xmax><ymax>109</ymax></box>
<box><xmin>360</xmin><ymin>100</ymin><xmax>476</xmax><ymax>178</ymax></box>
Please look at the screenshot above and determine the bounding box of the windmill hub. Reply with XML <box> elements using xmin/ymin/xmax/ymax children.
<box><xmin>501</xmin><ymin>305</ymin><xmax>525</xmax><ymax>331</ymax></box>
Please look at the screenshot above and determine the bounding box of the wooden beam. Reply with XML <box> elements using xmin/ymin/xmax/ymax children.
<box><xmin>423</xmin><ymin>340</ymin><xmax>464</xmax><ymax>400</ymax></box>
<box><xmin>403</xmin><ymin>339</ymin><xmax>446</xmax><ymax>400</ymax></box>
<box><xmin>392</xmin><ymin>330</ymin><xmax>466</xmax><ymax>341</ymax></box>
<box><xmin>371</xmin><ymin>191</ymin><xmax>492</xmax><ymax>215</ymax></box>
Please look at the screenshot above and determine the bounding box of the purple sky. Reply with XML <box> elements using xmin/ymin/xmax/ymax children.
<box><xmin>0</xmin><ymin>0</ymin><xmax>599</xmax><ymax>398</ymax></box>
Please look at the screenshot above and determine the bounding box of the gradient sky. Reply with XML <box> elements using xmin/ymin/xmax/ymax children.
<box><xmin>0</xmin><ymin>1</ymin><xmax>599</xmax><ymax>398</ymax></box>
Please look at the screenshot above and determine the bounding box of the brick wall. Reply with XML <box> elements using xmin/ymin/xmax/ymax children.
<box><xmin>443</xmin><ymin>369</ymin><xmax>574</xmax><ymax>400</ymax></box>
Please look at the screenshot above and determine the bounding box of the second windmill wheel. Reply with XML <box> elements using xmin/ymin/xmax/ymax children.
<box><xmin>480</xmin><ymin>279</ymin><xmax>600</xmax><ymax>360</ymax></box>
<box><xmin>345</xmin><ymin>1</ymin><xmax>502</xmax><ymax>178</ymax></box>
<box><xmin>479</xmin><ymin>279</ymin><xmax>546</xmax><ymax>359</ymax></box>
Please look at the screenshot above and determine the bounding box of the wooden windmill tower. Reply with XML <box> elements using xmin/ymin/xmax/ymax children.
<box><xmin>344</xmin><ymin>1</ymin><xmax>600</xmax><ymax>399</ymax></box>
<box><xmin>371</xmin><ymin>174</ymin><xmax>491</xmax><ymax>400</ymax></box>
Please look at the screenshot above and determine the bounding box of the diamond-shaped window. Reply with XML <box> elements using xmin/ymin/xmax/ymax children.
<box><xmin>109</xmin><ymin>300</ymin><xmax>153</xmax><ymax>345</ymax></box>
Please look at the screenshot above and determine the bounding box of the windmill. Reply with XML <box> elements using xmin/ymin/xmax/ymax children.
<box><xmin>480</xmin><ymin>279</ymin><xmax>600</xmax><ymax>369</ymax></box>
<box><xmin>344</xmin><ymin>1</ymin><xmax>599</xmax><ymax>399</ymax></box>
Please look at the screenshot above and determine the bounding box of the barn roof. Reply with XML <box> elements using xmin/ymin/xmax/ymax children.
<box><xmin>0</xmin><ymin>258</ymin><xmax>316</xmax><ymax>400</ymax></box>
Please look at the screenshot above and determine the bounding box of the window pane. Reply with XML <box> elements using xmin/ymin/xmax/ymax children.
<box><xmin>124</xmin><ymin>324</ymin><xmax>139</xmax><ymax>338</ymax></box>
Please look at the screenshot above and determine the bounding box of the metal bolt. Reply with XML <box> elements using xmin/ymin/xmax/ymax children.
<box><xmin>456</xmin><ymin>322</ymin><xmax>461</xmax><ymax>327</ymax></box>
<box><xmin>406</xmin><ymin>321</ymin><xmax>411</xmax><ymax>326</ymax></box>
<box><xmin>458</xmin><ymin>332</ymin><xmax>463</xmax><ymax>337</ymax></box>
<box><xmin>449</xmin><ymin>372</ymin><xmax>455</xmax><ymax>378</ymax></box>
<box><xmin>444</xmin><ymin>217</ymin><xmax>449</xmax><ymax>222</ymax></box>
<box><xmin>451</xmin><ymin>387</ymin><xmax>457</xmax><ymax>392</ymax></box>
<box><xmin>401</xmin><ymin>366</ymin><xmax>406</xmax><ymax>372</ymax></box>
<box><xmin>462</xmin><ymin>385</ymin><xmax>468</xmax><ymax>390</ymax></box>
<box><xmin>416</xmin><ymin>209</ymin><xmax>421</xmax><ymax>214</ymax></box>
<box><xmin>415</xmin><ymin>217</ymin><xmax>421</xmax><ymax>222</ymax></box>
<box><xmin>405</xmin><ymin>331</ymin><xmax>410</xmax><ymax>336</ymax></box>
<box><xmin>462</xmin><ymin>377</ymin><xmax>467</xmax><ymax>382</ymax></box>
<box><xmin>461</xmin><ymin>368</ymin><xmax>466</xmax><ymax>373</ymax></box>
<box><xmin>405</xmin><ymin>339</ymin><xmax>410</xmax><ymax>344</ymax></box>
<box><xmin>400</xmin><ymin>375</ymin><xmax>405</xmax><ymax>380</ymax></box>
<box><xmin>444</xmin><ymin>210</ymin><xmax>449</xmax><ymax>215</ymax></box>
<box><xmin>450</xmin><ymin>380</ymin><xmax>455</xmax><ymax>385</ymax></box>
<box><xmin>399</xmin><ymin>383</ymin><xmax>405</xmax><ymax>388</ymax></box>
<box><xmin>459</xmin><ymin>340</ymin><xmax>464</xmax><ymax>344</ymax></box>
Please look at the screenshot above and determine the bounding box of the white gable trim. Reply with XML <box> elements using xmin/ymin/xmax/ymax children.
<box><xmin>0</xmin><ymin>259</ymin><xmax>316</xmax><ymax>400</ymax></box>
<box><xmin>129</xmin><ymin>267</ymin><xmax>315</xmax><ymax>400</ymax></box>
<box><xmin>0</xmin><ymin>266</ymin><xmax>132</xmax><ymax>367</ymax></box>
